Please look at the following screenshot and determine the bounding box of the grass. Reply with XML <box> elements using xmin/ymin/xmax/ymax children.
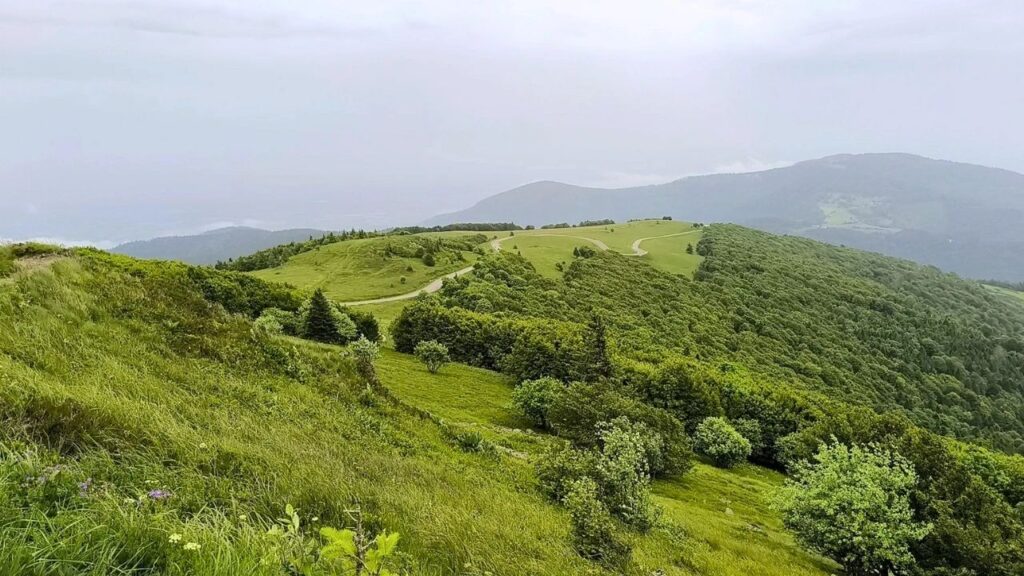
<box><xmin>244</xmin><ymin>221</ymin><xmax>703</xmax><ymax>309</ymax></box>
<box><xmin>500</xmin><ymin>236</ymin><xmax>585</xmax><ymax>278</ymax></box>
<box><xmin>497</xmin><ymin>220</ymin><xmax>703</xmax><ymax>277</ymax></box>
<box><xmin>638</xmin><ymin>232</ymin><xmax>703</xmax><ymax>276</ymax></box>
<box><xmin>378</xmin><ymin>342</ymin><xmax>835</xmax><ymax>576</ymax></box>
<box><xmin>523</xmin><ymin>220</ymin><xmax>695</xmax><ymax>253</ymax></box>
<box><xmin>0</xmin><ymin>250</ymin><xmax>834</xmax><ymax>575</ymax></box>
<box><xmin>249</xmin><ymin>235</ymin><xmax>481</xmax><ymax>302</ymax></box>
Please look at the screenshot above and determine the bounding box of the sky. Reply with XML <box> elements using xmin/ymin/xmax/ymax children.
<box><xmin>1</xmin><ymin>0</ymin><xmax>1023</xmax><ymax>246</ymax></box>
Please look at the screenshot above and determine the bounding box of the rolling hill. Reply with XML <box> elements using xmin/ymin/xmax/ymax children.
<box><xmin>112</xmin><ymin>226</ymin><xmax>328</xmax><ymax>265</ymax></box>
<box><xmin>425</xmin><ymin>153</ymin><xmax>1024</xmax><ymax>280</ymax></box>
<box><xmin>0</xmin><ymin>243</ymin><xmax>839</xmax><ymax>576</ymax></box>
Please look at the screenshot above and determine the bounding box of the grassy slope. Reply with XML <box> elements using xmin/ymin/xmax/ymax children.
<box><xmin>378</xmin><ymin>349</ymin><xmax>835</xmax><ymax>576</ymax></box>
<box><xmin>250</xmin><ymin>236</ymin><xmax>480</xmax><ymax>301</ymax></box>
<box><xmin>0</xmin><ymin>256</ymin><xmax>585</xmax><ymax>575</ymax></box>
<box><xmin>502</xmin><ymin>235</ymin><xmax>583</xmax><ymax>278</ymax></box>
<box><xmin>0</xmin><ymin>252</ymin><xmax>832</xmax><ymax>575</ymax></box>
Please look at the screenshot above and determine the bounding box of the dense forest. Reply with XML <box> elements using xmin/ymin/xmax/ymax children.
<box><xmin>402</xmin><ymin>225</ymin><xmax>1024</xmax><ymax>452</ymax></box>
<box><xmin>391</xmin><ymin>224</ymin><xmax>1024</xmax><ymax>575</ymax></box>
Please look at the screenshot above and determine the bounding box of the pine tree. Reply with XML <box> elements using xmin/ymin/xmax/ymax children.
<box><xmin>303</xmin><ymin>289</ymin><xmax>341</xmax><ymax>343</ymax></box>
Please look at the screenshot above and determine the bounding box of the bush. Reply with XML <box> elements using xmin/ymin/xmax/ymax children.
<box><xmin>562</xmin><ymin>478</ymin><xmax>630</xmax><ymax>568</ymax></box>
<box><xmin>694</xmin><ymin>417</ymin><xmax>751</xmax><ymax>468</ymax></box>
<box><xmin>258</xmin><ymin>308</ymin><xmax>300</xmax><ymax>335</ymax></box>
<box><xmin>511</xmin><ymin>377</ymin><xmax>562</xmax><ymax>428</ymax></box>
<box><xmin>414</xmin><ymin>340</ymin><xmax>450</xmax><ymax>374</ymax></box>
<box><xmin>595</xmin><ymin>418</ymin><xmax>660</xmax><ymax>531</ymax></box>
<box><xmin>343</xmin><ymin>307</ymin><xmax>381</xmax><ymax>342</ymax></box>
<box><xmin>775</xmin><ymin>442</ymin><xmax>931</xmax><ymax>576</ymax></box>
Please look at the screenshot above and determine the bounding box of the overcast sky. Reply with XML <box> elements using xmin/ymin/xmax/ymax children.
<box><xmin>2</xmin><ymin>0</ymin><xmax>1022</xmax><ymax>245</ymax></box>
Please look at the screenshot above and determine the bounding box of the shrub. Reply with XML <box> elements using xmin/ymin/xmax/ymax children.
<box><xmin>414</xmin><ymin>340</ymin><xmax>449</xmax><ymax>374</ymax></box>
<box><xmin>422</xmin><ymin>252</ymin><xmax>435</xmax><ymax>266</ymax></box>
<box><xmin>775</xmin><ymin>442</ymin><xmax>931</xmax><ymax>576</ymax></box>
<box><xmin>343</xmin><ymin>307</ymin><xmax>381</xmax><ymax>342</ymax></box>
<box><xmin>694</xmin><ymin>417</ymin><xmax>751</xmax><ymax>468</ymax></box>
<box><xmin>258</xmin><ymin>308</ymin><xmax>300</xmax><ymax>335</ymax></box>
<box><xmin>595</xmin><ymin>418</ymin><xmax>660</xmax><ymax>531</ymax></box>
<box><xmin>536</xmin><ymin>445</ymin><xmax>600</xmax><ymax>502</ymax></box>
<box><xmin>562</xmin><ymin>478</ymin><xmax>630</xmax><ymax>568</ymax></box>
<box><xmin>252</xmin><ymin>313</ymin><xmax>284</xmax><ymax>335</ymax></box>
<box><xmin>511</xmin><ymin>377</ymin><xmax>562</xmax><ymax>428</ymax></box>
<box><xmin>732</xmin><ymin>418</ymin><xmax>764</xmax><ymax>455</ymax></box>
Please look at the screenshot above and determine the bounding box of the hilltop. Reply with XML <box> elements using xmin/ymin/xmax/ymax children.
<box><xmin>425</xmin><ymin>153</ymin><xmax>1024</xmax><ymax>280</ymax></box>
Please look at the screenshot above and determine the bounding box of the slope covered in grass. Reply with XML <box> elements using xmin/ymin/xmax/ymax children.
<box><xmin>250</xmin><ymin>234</ymin><xmax>485</xmax><ymax>302</ymax></box>
<box><xmin>0</xmin><ymin>251</ymin><xmax>589</xmax><ymax>575</ymax></box>
<box><xmin>0</xmin><ymin>247</ymin><xmax>837</xmax><ymax>575</ymax></box>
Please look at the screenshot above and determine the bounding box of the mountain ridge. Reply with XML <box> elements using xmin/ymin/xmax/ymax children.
<box><xmin>112</xmin><ymin>226</ymin><xmax>328</xmax><ymax>265</ymax></box>
<box><xmin>424</xmin><ymin>153</ymin><xmax>1024</xmax><ymax>280</ymax></box>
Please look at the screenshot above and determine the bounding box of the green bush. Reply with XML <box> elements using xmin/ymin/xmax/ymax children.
<box><xmin>511</xmin><ymin>377</ymin><xmax>562</xmax><ymax>429</ymax></box>
<box><xmin>562</xmin><ymin>478</ymin><xmax>630</xmax><ymax>569</ymax></box>
<box><xmin>775</xmin><ymin>442</ymin><xmax>931</xmax><ymax>576</ymax></box>
<box><xmin>595</xmin><ymin>417</ymin><xmax>660</xmax><ymax>531</ymax></box>
<box><xmin>413</xmin><ymin>340</ymin><xmax>450</xmax><ymax>374</ymax></box>
<box><xmin>694</xmin><ymin>417</ymin><xmax>752</xmax><ymax>468</ymax></box>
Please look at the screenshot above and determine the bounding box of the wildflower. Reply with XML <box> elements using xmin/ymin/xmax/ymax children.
<box><xmin>311</xmin><ymin>516</ymin><xmax>319</xmax><ymax>522</ymax></box>
<box><xmin>168</xmin><ymin>533</ymin><xmax>182</xmax><ymax>544</ymax></box>
<box><xmin>198</xmin><ymin>442</ymin><xmax>208</xmax><ymax>450</ymax></box>
<box><xmin>183</xmin><ymin>542</ymin><xmax>201</xmax><ymax>551</ymax></box>
<box><xmin>147</xmin><ymin>489</ymin><xmax>171</xmax><ymax>501</ymax></box>
<box><xmin>238</xmin><ymin>514</ymin><xmax>247</xmax><ymax>521</ymax></box>
<box><xmin>78</xmin><ymin>478</ymin><xmax>92</xmax><ymax>497</ymax></box>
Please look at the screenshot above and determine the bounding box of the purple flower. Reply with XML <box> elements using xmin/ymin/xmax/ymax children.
<box><xmin>78</xmin><ymin>478</ymin><xmax>93</xmax><ymax>497</ymax></box>
<box><xmin>147</xmin><ymin>489</ymin><xmax>171</xmax><ymax>501</ymax></box>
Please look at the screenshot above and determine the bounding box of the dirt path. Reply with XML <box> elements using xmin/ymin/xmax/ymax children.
<box><xmin>629</xmin><ymin>230</ymin><xmax>700</xmax><ymax>256</ymax></box>
<box><xmin>338</xmin><ymin>265</ymin><xmax>475</xmax><ymax>306</ymax></box>
<box><xmin>491</xmin><ymin>234</ymin><xmax>609</xmax><ymax>252</ymax></box>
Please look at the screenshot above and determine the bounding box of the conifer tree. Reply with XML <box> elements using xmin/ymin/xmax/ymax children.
<box><xmin>303</xmin><ymin>289</ymin><xmax>341</xmax><ymax>343</ymax></box>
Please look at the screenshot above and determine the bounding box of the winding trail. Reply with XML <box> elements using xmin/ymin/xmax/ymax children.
<box><xmin>491</xmin><ymin>234</ymin><xmax>609</xmax><ymax>252</ymax></box>
<box><xmin>338</xmin><ymin>265</ymin><xmax>475</xmax><ymax>306</ymax></box>
<box><xmin>340</xmin><ymin>228</ymin><xmax>698</xmax><ymax>306</ymax></box>
<box><xmin>629</xmin><ymin>230</ymin><xmax>701</xmax><ymax>256</ymax></box>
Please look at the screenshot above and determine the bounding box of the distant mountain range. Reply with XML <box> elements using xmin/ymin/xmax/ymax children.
<box><xmin>425</xmin><ymin>153</ymin><xmax>1024</xmax><ymax>281</ymax></box>
<box><xmin>112</xmin><ymin>226</ymin><xmax>327</xmax><ymax>265</ymax></box>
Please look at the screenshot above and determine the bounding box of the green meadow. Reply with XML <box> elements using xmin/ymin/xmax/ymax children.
<box><xmin>250</xmin><ymin>235</ymin><xmax>480</xmax><ymax>302</ymax></box>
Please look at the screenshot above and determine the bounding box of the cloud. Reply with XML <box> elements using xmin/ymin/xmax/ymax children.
<box><xmin>0</xmin><ymin>0</ymin><xmax>356</xmax><ymax>39</ymax></box>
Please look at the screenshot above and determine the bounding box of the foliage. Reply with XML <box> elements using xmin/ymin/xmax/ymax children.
<box><xmin>594</xmin><ymin>417</ymin><xmax>661</xmax><ymax>531</ymax></box>
<box><xmin>511</xmin><ymin>377</ymin><xmax>562</xmax><ymax>429</ymax></box>
<box><xmin>562</xmin><ymin>477</ymin><xmax>630</xmax><ymax>569</ymax></box>
<box><xmin>775</xmin><ymin>442</ymin><xmax>932</xmax><ymax>576</ymax></box>
<box><xmin>304</xmin><ymin>289</ymin><xmax>344</xmax><ymax>344</ymax></box>
<box><xmin>694</xmin><ymin>417</ymin><xmax>752</xmax><ymax>468</ymax></box>
<box><xmin>344</xmin><ymin>307</ymin><xmax>381</xmax><ymax>342</ymax></box>
<box><xmin>319</xmin><ymin>509</ymin><xmax>402</xmax><ymax>576</ymax></box>
<box><xmin>413</xmin><ymin>340</ymin><xmax>449</xmax><ymax>374</ymax></box>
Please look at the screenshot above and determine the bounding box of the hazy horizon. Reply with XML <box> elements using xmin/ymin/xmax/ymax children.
<box><xmin>3</xmin><ymin>1</ymin><xmax>1023</xmax><ymax>246</ymax></box>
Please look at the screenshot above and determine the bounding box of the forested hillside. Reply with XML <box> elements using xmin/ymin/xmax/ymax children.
<box><xmin>392</xmin><ymin>224</ymin><xmax>1024</xmax><ymax>574</ymax></box>
<box><xmin>409</xmin><ymin>225</ymin><xmax>1024</xmax><ymax>452</ymax></box>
